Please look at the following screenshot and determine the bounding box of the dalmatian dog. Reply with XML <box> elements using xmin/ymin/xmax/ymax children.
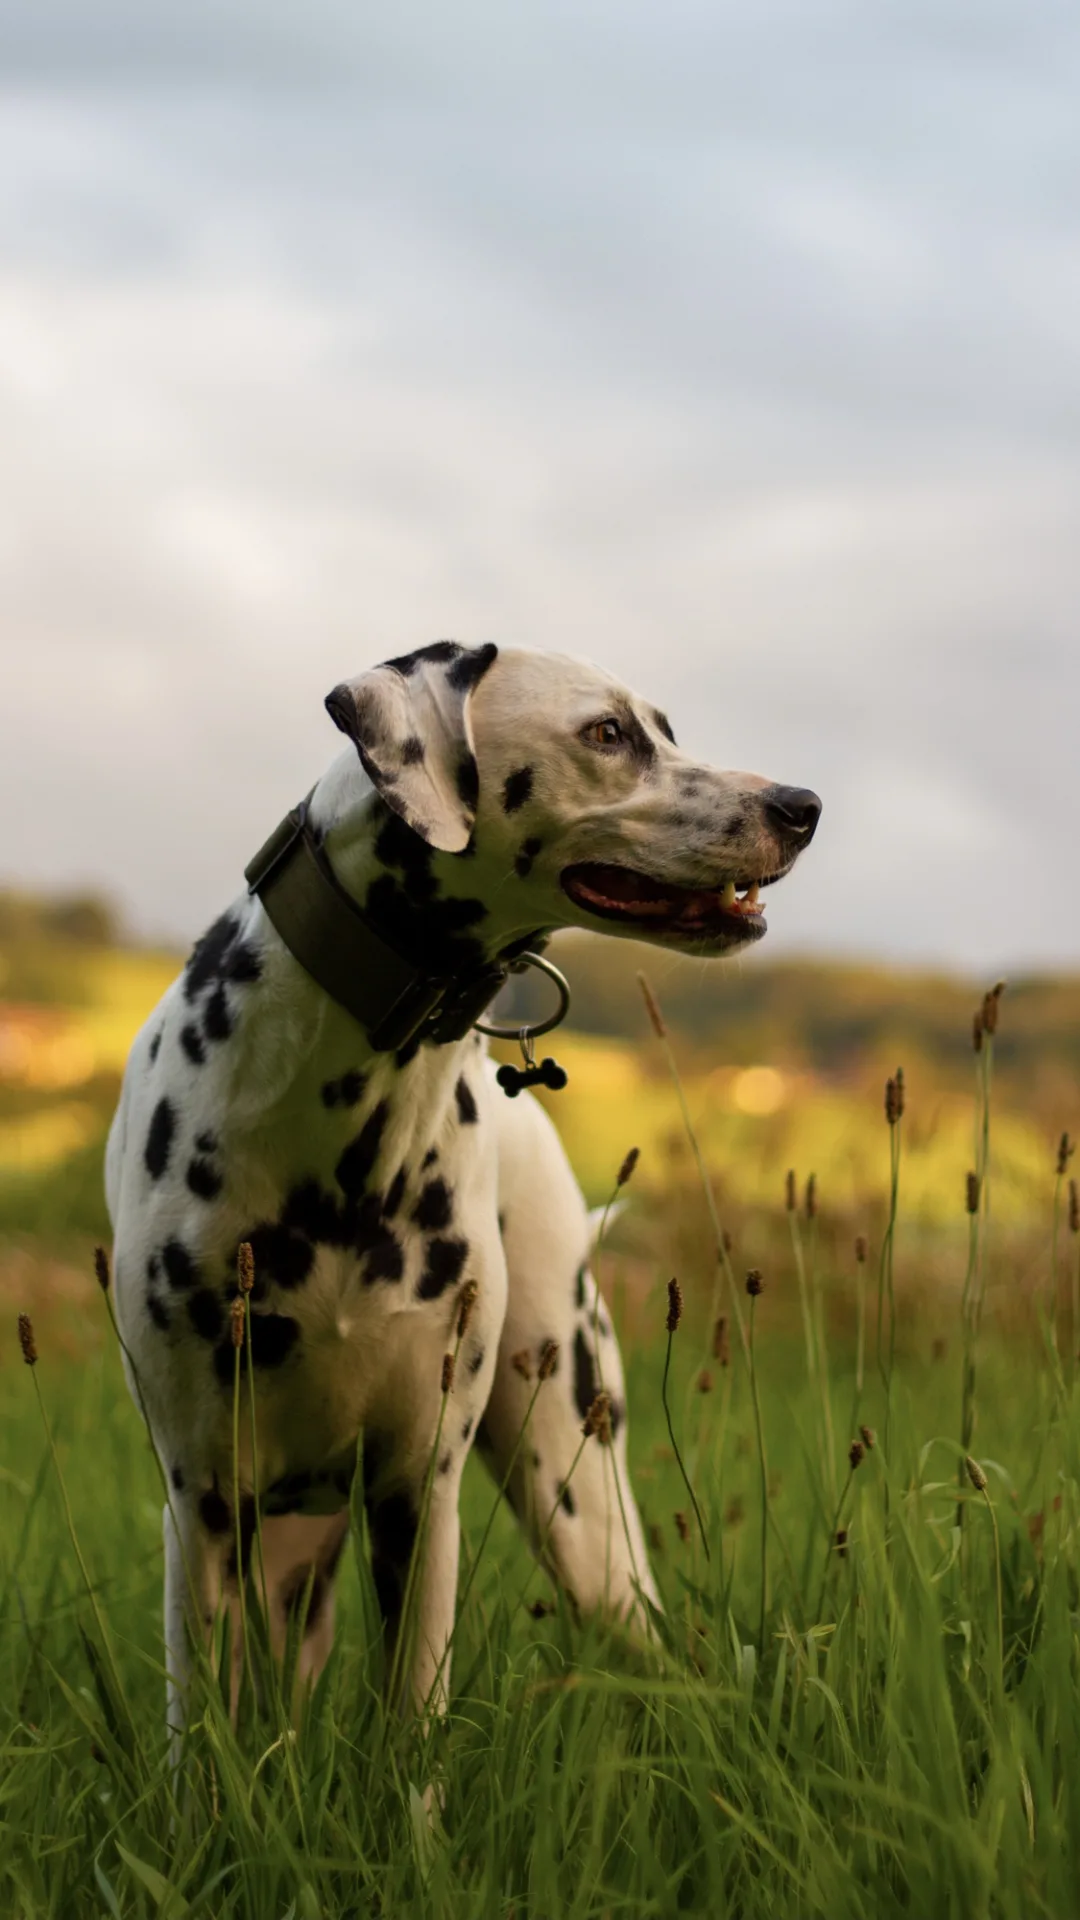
<box><xmin>104</xmin><ymin>642</ymin><xmax>821</xmax><ymax>1738</ymax></box>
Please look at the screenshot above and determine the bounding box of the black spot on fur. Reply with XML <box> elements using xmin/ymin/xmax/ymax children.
<box><xmin>187</xmin><ymin>1288</ymin><xmax>224</xmax><ymax>1342</ymax></box>
<box><xmin>653</xmin><ymin>710</ymin><xmax>676</xmax><ymax>745</ymax></box>
<box><xmin>417</xmin><ymin>1237</ymin><xmax>468</xmax><ymax>1300</ymax></box>
<box><xmin>148</xmin><ymin>1030</ymin><xmax>161</xmax><ymax>1063</ymax></box>
<box><xmin>203</xmin><ymin>984</ymin><xmax>233</xmax><ymax>1043</ymax></box>
<box><xmin>514</xmin><ymin>836</ymin><xmax>543</xmax><ymax>878</ymax></box>
<box><xmin>186</xmin><ymin>1157</ymin><xmax>222</xmax><ymax>1201</ymax></box>
<box><xmin>413</xmin><ymin>1178</ymin><xmax>452</xmax><ymax>1232</ymax></box>
<box><xmin>384</xmin><ymin>639</ymin><xmax>461</xmax><ymax>677</ymax></box>
<box><xmin>366</xmin><ymin>1487</ymin><xmax>419</xmax><ymax>1630</ymax></box>
<box><xmin>374</xmin><ymin>809</ymin><xmax>439</xmax><ymax>903</ymax></box>
<box><xmin>363</xmin><ymin>1225</ymin><xmax>404</xmax><ymax>1286</ymax></box>
<box><xmin>438</xmin><ymin>1451</ymin><xmax>452</xmax><ymax>1475</ymax></box>
<box><xmin>195</xmin><ymin>1130</ymin><xmax>218</xmax><ymax>1155</ymax></box>
<box><xmin>724</xmin><ymin>810</ymin><xmax>747</xmax><ymax>840</ymax></box>
<box><xmin>573</xmin><ymin>1328</ymin><xmax>599</xmax><ymax>1423</ymax></box>
<box><xmin>213</xmin><ymin>1311</ymin><xmax>300</xmax><ymax>1383</ymax></box>
<box><xmin>497</xmin><ymin>1211</ymin><xmax>507</xmax><ymax>1237</ymax></box>
<box><xmin>185</xmin><ymin>912</ymin><xmax>261</xmax><ymax>1000</ymax></box>
<box><xmin>171</xmin><ymin>1464</ymin><xmax>184</xmax><ymax>1491</ymax></box>
<box><xmin>180</xmin><ymin>1023</ymin><xmax>206</xmax><ymax>1066</ymax></box>
<box><xmin>575</xmin><ymin>1265</ymin><xmax>587</xmax><ymax>1309</ymax></box>
<box><xmin>401</xmin><ymin>735</ymin><xmax>425</xmax><ymax>764</ymax></box>
<box><xmin>147</xmin><ymin>1254</ymin><xmax>159</xmax><ymax>1281</ymax></box>
<box><xmin>144</xmin><ymin>1098</ymin><xmax>175</xmax><ymax>1179</ymax></box>
<box><xmin>147</xmin><ymin>1293</ymin><xmax>170</xmax><ymax>1331</ymax></box>
<box><xmin>422</xmin><ymin>1147</ymin><xmax>438</xmax><ymax>1169</ymax></box>
<box><xmin>199</xmin><ymin>1481</ymin><xmax>230</xmax><ymax>1534</ymax></box>
<box><xmin>383</xmin><ymin>1168</ymin><xmax>406</xmax><ymax>1218</ymax></box>
<box><xmin>363</xmin><ymin>872</ymin><xmax>486</xmax><ymax>975</ymax></box>
<box><xmin>245</xmin><ymin>1223</ymin><xmax>315</xmax><ymax>1292</ymax></box>
<box><xmin>559</xmin><ymin>1482</ymin><xmax>576</xmax><ymax>1516</ymax></box>
<box><xmin>446</xmin><ymin>641</ymin><xmax>498</xmax><ymax>692</ymax></box>
<box><xmin>461</xmin><ymin>1417</ymin><xmax>473</xmax><ymax>1441</ymax></box>
<box><xmin>455</xmin><ymin>1077</ymin><xmax>478</xmax><ymax>1125</ymax></box>
<box><xmin>282</xmin><ymin>1177</ymin><xmax>342</xmax><ymax>1247</ymax></box>
<box><xmin>264</xmin><ymin>1469</ymin><xmax>315</xmax><ymax>1513</ymax></box>
<box><xmin>467</xmin><ymin>1346</ymin><xmax>485</xmax><ymax>1375</ymax></box>
<box><xmin>162</xmin><ymin>1239</ymin><xmax>198</xmax><ymax>1291</ymax></box>
<box><xmin>322</xmin><ymin>1070</ymin><xmax>366</xmax><ymax>1109</ymax></box>
<box><xmin>335</xmin><ymin>1101</ymin><xmax>389</xmax><ymax>1199</ymax></box>
<box><xmin>455</xmin><ymin>752</ymin><xmax>479</xmax><ymax>811</ymax></box>
<box><xmin>502</xmin><ymin>766</ymin><xmax>533</xmax><ymax>814</ymax></box>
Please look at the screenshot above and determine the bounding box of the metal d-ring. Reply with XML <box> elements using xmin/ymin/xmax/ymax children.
<box><xmin>473</xmin><ymin>950</ymin><xmax>571</xmax><ymax>1042</ymax></box>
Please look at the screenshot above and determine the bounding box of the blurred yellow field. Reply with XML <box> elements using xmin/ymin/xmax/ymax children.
<box><xmin>0</xmin><ymin>921</ymin><xmax>1068</xmax><ymax>1236</ymax></box>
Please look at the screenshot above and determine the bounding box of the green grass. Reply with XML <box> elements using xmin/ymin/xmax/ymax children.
<box><xmin>3</xmin><ymin>976</ymin><xmax>1080</xmax><ymax>1915</ymax></box>
<box><xmin>3</xmin><ymin>1263</ymin><xmax>1080</xmax><ymax>1918</ymax></box>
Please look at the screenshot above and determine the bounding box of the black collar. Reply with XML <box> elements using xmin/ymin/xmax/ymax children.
<box><xmin>244</xmin><ymin>798</ymin><xmax>514</xmax><ymax>1054</ymax></box>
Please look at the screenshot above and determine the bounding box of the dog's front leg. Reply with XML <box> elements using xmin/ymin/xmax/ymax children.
<box><xmin>163</xmin><ymin>1498</ymin><xmax>227</xmax><ymax>1765</ymax></box>
<box><xmin>364</xmin><ymin>1445</ymin><xmax>465</xmax><ymax>1716</ymax></box>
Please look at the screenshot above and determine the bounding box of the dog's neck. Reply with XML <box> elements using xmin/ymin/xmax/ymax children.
<box><xmin>310</xmin><ymin>762</ymin><xmax>546</xmax><ymax>978</ymax></box>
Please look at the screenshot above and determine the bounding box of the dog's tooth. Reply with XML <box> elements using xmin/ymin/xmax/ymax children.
<box><xmin>721</xmin><ymin>881</ymin><xmax>736</xmax><ymax>907</ymax></box>
<box><xmin>746</xmin><ymin>882</ymin><xmax>760</xmax><ymax>905</ymax></box>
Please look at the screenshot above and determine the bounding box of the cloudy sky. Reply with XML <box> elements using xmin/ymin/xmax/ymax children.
<box><xmin>3</xmin><ymin>3</ymin><xmax>1077</xmax><ymax>971</ymax></box>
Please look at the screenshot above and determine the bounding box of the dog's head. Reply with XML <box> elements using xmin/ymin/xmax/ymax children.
<box><xmin>326</xmin><ymin>641</ymin><xmax>820</xmax><ymax>958</ymax></box>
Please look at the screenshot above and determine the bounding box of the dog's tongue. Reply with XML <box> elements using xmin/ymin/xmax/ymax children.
<box><xmin>566</xmin><ymin>864</ymin><xmax>762</xmax><ymax>918</ymax></box>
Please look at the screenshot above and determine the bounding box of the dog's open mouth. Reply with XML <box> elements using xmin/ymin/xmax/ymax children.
<box><xmin>560</xmin><ymin>862</ymin><xmax>789</xmax><ymax>944</ymax></box>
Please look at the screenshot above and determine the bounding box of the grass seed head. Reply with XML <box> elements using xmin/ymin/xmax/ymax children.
<box><xmin>1057</xmin><ymin>1132</ymin><xmax>1074</xmax><ymax>1177</ymax></box>
<box><xmin>456</xmin><ymin>1277</ymin><xmax>479</xmax><ymax>1340</ymax></box>
<box><xmin>965</xmin><ymin>1454</ymin><xmax>988</xmax><ymax>1493</ymax></box>
<box><xmin>674</xmin><ymin>1510</ymin><xmax>690</xmax><ymax>1544</ymax></box>
<box><xmin>885</xmin><ymin>1069</ymin><xmax>905</xmax><ymax>1126</ymax></box>
<box><xmin>835</xmin><ymin>1527</ymin><xmax>848</xmax><ymax>1558</ymax></box>
<box><xmin>538</xmin><ymin>1338</ymin><xmax>559</xmax><ymax>1381</ymax></box>
<box><xmin>972</xmin><ymin>1010</ymin><xmax>984</xmax><ymax>1053</ymax></box>
<box><xmin>849</xmin><ymin>1438</ymin><xmax>865</xmax><ymax>1470</ymax></box>
<box><xmin>859</xmin><ymin>1424</ymin><xmax>876</xmax><ymax>1450</ymax></box>
<box><xmin>666</xmin><ymin>1277</ymin><xmax>683</xmax><ymax>1334</ymax></box>
<box><xmin>712</xmin><ymin>1315</ymin><xmax>730</xmax><ymax>1365</ymax></box>
<box><xmin>616</xmin><ymin>1146</ymin><xmax>640</xmax><ymax>1188</ymax></box>
<box><xmin>441</xmin><ymin>1351</ymin><xmax>456</xmax><ymax>1394</ymax></box>
<box><xmin>854</xmin><ymin>1233</ymin><xmax>868</xmax><ymax>1264</ymax></box>
<box><xmin>784</xmin><ymin>1168</ymin><xmax>796</xmax><ymax>1211</ymax></box>
<box><xmin>966</xmin><ymin>1170</ymin><xmax>980</xmax><ymax>1215</ymax></box>
<box><xmin>805</xmin><ymin>1172</ymin><xmax>817</xmax><ymax>1220</ymax></box>
<box><xmin>721</xmin><ymin>1228</ymin><xmax>733</xmax><ymax>1256</ymax></box>
<box><xmin>236</xmin><ymin>1241</ymin><xmax>255</xmax><ymax>1296</ymax></box>
<box><xmin>637</xmin><ymin>973</ymin><xmax>667</xmax><ymax>1039</ymax></box>
<box><xmin>583</xmin><ymin>1390</ymin><xmax>612</xmax><ymax>1443</ymax></box>
<box><xmin>648</xmin><ymin>1522</ymin><xmax>664</xmax><ymax>1554</ymax></box>
<box><xmin>745</xmin><ymin>1268</ymin><xmax>763</xmax><ymax>1298</ymax></box>
<box><xmin>93</xmin><ymin>1246</ymin><xmax>110</xmax><ymax>1293</ymax></box>
<box><xmin>230</xmin><ymin>1296</ymin><xmax>245</xmax><ymax>1348</ymax></box>
<box><xmin>511</xmin><ymin>1349</ymin><xmax>532</xmax><ymax>1383</ymax></box>
<box><xmin>981</xmin><ymin>984</ymin><xmax>1004</xmax><ymax>1036</ymax></box>
<box><xmin>17</xmin><ymin>1313</ymin><xmax>37</xmax><ymax>1367</ymax></box>
<box><xmin>1069</xmin><ymin>1179</ymin><xmax>1080</xmax><ymax>1234</ymax></box>
<box><xmin>696</xmin><ymin>1367</ymin><xmax>713</xmax><ymax>1394</ymax></box>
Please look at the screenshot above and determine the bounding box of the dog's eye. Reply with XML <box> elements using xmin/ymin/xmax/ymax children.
<box><xmin>583</xmin><ymin>718</ymin><xmax>624</xmax><ymax>749</ymax></box>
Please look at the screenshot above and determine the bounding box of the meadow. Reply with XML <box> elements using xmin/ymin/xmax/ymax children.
<box><xmin>2</xmin><ymin>900</ymin><xmax>1080</xmax><ymax>1916</ymax></box>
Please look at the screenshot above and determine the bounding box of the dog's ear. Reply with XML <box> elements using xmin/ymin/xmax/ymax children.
<box><xmin>325</xmin><ymin>641</ymin><xmax>499</xmax><ymax>853</ymax></box>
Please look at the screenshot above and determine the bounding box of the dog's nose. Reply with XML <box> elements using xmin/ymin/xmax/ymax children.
<box><xmin>763</xmin><ymin>786</ymin><xmax>822</xmax><ymax>842</ymax></box>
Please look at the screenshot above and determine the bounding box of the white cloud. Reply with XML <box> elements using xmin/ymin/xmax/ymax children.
<box><xmin>0</xmin><ymin>13</ymin><xmax>1078</xmax><ymax>973</ymax></box>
